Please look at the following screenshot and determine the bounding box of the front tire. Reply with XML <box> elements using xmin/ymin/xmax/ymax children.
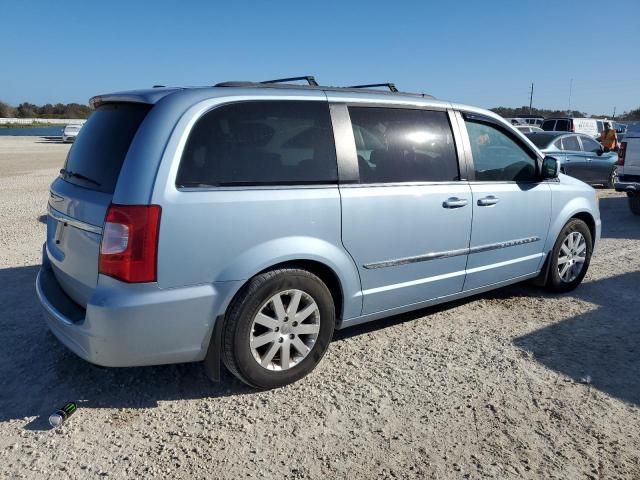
<box><xmin>629</xmin><ymin>194</ymin><xmax>640</xmax><ymax>216</ymax></box>
<box><xmin>606</xmin><ymin>168</ymin><xmax>616</xmax><ymax>189</ymax></box>
<box><xmin>546</xmin><ymin>218</ymin><xmax>593</xmax><ymax>293</ymax></box>
<box><xmin>222</xmin><ymin>269</ymin><xmax>335</xmax><ymax>389</ymax></box>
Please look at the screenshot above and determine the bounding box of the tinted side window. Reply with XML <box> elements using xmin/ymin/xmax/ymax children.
<box><xmin>465</xmin><ymin>120</ymin><xmax>537</xmax><ymax>182</ymax></box>
<box><xmin>541</xmin><ymin>120</ymin><xmax>556</xmax><ymax>131</ymax></box>
<box><xmin>555</xmin><ymin>119</ymin><xmax>569</xmax><ymax>131</ymax></box>
<box><xmin>176</xmin><ymin>101</ymin><xmax>337</xmax><ymax>187</ymax></box>
<box><xmin>348</xmin><ymin>107</ymin><xmax>459</xmax><ymax>183</ymax></box>
<box><xmin>561</xmin><ymin>136</ymin><xmax>580</xmax><ymax>151</ymax></box>
<box><xmin>580</xmin><ymin>136</ymin><xmax>602</xmax><ymax>153</ymax></box>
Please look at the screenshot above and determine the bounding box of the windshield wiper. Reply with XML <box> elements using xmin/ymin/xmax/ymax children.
<box><xmin>59</xmin><ymin>169</ymin><xmax>101</xmax><ymax>187</ymax></box>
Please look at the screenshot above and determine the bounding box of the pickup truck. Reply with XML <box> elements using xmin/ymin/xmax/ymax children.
<box><xmin>614</xmin><ymin>125</ymin><xmax>640</xmax><ymax>215</ymax></box>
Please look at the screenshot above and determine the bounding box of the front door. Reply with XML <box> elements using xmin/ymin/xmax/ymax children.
<box><xmin>337</xmin><ymin>105</ymin><xmax>472</xmax><ymax>315</ymax></box>
<box><xmin>461</xmin><ymin>113</ymin><xmax>552</xmax><ymax>291</ymax></box>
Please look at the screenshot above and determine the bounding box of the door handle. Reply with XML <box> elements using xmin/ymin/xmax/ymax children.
<box><xmin>477</xmin><ymin>195</ymin><xmax>500</xmax><ymax>206</ymax></box>
<box><xmin>443</xmin><ymin>197</ymin><xmax>468</xmax><ymax>209</ymax></box>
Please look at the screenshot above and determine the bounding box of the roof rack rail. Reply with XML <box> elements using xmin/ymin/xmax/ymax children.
<box><xmin>347</xmin><ymin>83</ymin><xmax>398</xmax><ymax>93</ymax></box>
<box><xmin>152</xmin><ymin>85</ymin><xmax>166</xmax><ymax>88</ymax></box>
<box><xmin>260</xmin><ymin>76</ymin><xmax>319</xmax><ymax>87</ymax></box>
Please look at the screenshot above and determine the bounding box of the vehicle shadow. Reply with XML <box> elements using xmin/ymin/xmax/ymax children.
<box><xmin>513</xmin><ymin>271</ymin><xmax>640</xmax><ymax>406</ymax></box>
<box><xmin>0</xmin><ymin>265</ymin><xmax>253</xmax><ymax>431</ymax></box>
<box><xmin>599</xmin><ymin>196</ymin><xmax>640</xmax><ymax>240</ymax></box>
<box><xmin>35</xmin><ymin>136</ymin><xmax>64</xmax><ymax>144</ymax></box>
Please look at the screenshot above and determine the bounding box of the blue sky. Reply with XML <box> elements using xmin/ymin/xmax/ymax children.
<box><xmin>3</xmin><ymin>0</ymin><xmax>639</xmax><ymax>114</ymax></box>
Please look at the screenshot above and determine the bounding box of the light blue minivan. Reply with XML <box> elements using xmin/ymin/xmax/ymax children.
<box><xmin>36</xmin><ymin>77</ymin><xmax>601</xmax><ymax>388</ymax></box>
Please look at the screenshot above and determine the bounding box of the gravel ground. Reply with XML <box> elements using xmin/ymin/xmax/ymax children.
<box><xmin>0</xmin><ymin>136</ymin><xmax>638</xmax><ymax>479</ymax></box>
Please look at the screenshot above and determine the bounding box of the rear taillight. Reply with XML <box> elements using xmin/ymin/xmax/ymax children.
<box><xmin>99</xmin><ymin>204</ymin><xmax>161</xmax><ymax>283</ymax></box>
<box><xmin>618</xmin><ymin>141</ymin><xmax>627</xmax><ymax>166</ymax></box>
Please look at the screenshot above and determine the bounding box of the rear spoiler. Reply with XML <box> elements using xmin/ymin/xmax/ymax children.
<box><xmin>89</xmin><ymin>87</ymin><xmax>183</xmax><ymax>108</ymax></box>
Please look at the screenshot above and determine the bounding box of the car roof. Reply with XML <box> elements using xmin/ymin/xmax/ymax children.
<box><xmin>89</xmin><ymin>80</ymin><xmax>436</xmax><ymax>108</ymax></box>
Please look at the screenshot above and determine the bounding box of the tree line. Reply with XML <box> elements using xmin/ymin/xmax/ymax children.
<box><xmin>0</xmin><ymin>101</ymin><xmax>92</xmax><ymax>119</ymax></box>
<box><xmin>490</xmin><ymin>105</ymin><xmax>640</xmax><ymax>122</ymax></box>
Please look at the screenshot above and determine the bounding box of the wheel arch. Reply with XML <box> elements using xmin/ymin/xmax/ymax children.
<box><xmin>544</xmin><ymin>192</ymin><xmax>599</xmax><ymax>254</ymax></box>
<box><xmin>214</xmin><ymin>237</ymin><xmax>363</xmax><ymax>324</ymax></box>
<box><xmin>571</xmin><ymin>211</ymin><xmax>596</xmax><ymax>241</ymax></box>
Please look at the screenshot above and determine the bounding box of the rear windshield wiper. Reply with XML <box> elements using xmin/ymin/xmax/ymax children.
<box><xmin>59</xmin><ymin>169</ymin><xmax>101</xmax><ymax>187</ymax></box>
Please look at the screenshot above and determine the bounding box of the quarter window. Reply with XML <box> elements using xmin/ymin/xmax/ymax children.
<box><xmin>348</xmin><ymin>107</ymin><xmax>459</xmax><ymax>183</ymax></box>
<box><xmin>176</xmin><ymin>101</ymin><xmax>337</xmax><ymax>187</ymax></box>
<box><xmin>465</xmin><ymin>120</ymin><xmax>538</xmax><ymax>182</ymax></box>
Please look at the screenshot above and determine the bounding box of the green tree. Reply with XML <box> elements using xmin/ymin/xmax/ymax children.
<box><xmin>0</xmin><ymin>101</ymin><xmax>14</xmax><ymax>118</ymax></box>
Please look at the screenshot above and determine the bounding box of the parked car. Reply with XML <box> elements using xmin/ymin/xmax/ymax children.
<box><xmin>516</xmin><ymin>125</ymin><xmax>543</xmax><ymax>134</ymax></box>
<box><xmin>541</xmin><ymin>117</ymin><xmax>607</xmax><ymax>138</ymax></box>
<box><xmin>505</xmin><ymin>117</ymin><xmax>544</xmax><ymax>127</ymax></box>
<box><xmin>525</xmin><ymin>131</ymin><xmax>618</xmax><ymax>188</ymax></box>
<box><xmin>614</xmin><ymin>123</ymin><xmax>640</xmax><ymax>214</ymax></box>
<box><xmin>36</xmin><ymin>77</ymin><xmax>601</xmax><ymax>389</ymax></box>
<box><xmin>62</xmin><ymin>124</ymin><xmax>83</xmax><ymax>143</ymax></box>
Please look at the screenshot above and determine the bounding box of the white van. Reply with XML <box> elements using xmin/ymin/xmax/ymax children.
<box><xmin>541</xmin><ymin>117</ymin><xmax>607</xmax><ymax>138</ymax></box>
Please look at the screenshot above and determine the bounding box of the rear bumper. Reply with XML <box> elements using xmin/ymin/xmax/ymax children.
<box><xmin>36</xmin><ymin>253</ymin><xmax>241</xmax><ymax>367</ymax></box>
<box><xmin>614</xmin><ymin>180</ymin><xmax>640</xmax><ymax>193</ymax></box>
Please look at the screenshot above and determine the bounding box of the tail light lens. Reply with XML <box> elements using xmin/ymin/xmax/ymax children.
<box><xmin>618</xmin><ymin>141</ymin><xmax>627</xmax><ymax>166</ymax></box>
<box><xmin>99</xmin><ymin>204</ymin><xmax>161</xmax><ymax>283</ymax></box>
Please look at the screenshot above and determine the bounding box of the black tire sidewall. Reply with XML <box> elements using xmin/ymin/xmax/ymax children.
<box><xmin>225</xmin><ymin>270</ymin><xmax>335</xmax><ymax>389</ymax></box>
<box><xmin>547</xmin><ymin>219</ymin><xmax>593</xmax><ymax>292</ymax></box>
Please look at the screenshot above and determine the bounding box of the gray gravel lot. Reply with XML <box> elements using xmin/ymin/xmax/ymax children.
<box><xmin>0</xmin><ymin>136</ymin><xmax>638</xmax><ymax>479</ymax></box>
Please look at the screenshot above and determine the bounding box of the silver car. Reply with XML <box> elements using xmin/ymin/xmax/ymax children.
<box><xmin>61</xmin><ymin>123</ymin><xmax>82</xmax><ymax>143</ymax></box>
<box><xmin>36</xmin><ymin>77</ymin><xmax>601</xmax><ymax>389</ymax></box>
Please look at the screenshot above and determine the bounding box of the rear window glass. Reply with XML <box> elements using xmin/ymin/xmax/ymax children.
<box><xmin>525</xmin><ymin>134</ymin><xmax>557</xmax><ymax>148</ymax></box>
<box><xmin>176</xmin><ymin>101</ymin><xmax>337</xmax><ymax>187</ymax></box>
<box><xmin>62</xmin><ymin>103</ymin><xmax>151</xmax><ymax>193</ymax></box>
<box><xmin>561</xmin><ymin>136</ymin><xmax>580</xmax><ymax>151</ymax></box>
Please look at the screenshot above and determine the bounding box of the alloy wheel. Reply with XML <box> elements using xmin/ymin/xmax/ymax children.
<box><xmin>557</xmin><ymin>231</ymin><xmax>587</xmax><ymax>283</ymax></box>
<box><xmin>249</xmin><ymin>289</ymin><xmax>321</xmax><ymax>371</ymax></box>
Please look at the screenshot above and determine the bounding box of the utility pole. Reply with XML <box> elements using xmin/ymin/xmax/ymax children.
<box><xmin>529</xmin><ymin>83</ymin><xmax>534</xmax><ymax>115</ymax></box>
<box><xmin>612</xmin><ymin>106</ymin><xmax>616</xmax><ymax>120</ymax></box>
<box><xmin>568</xmin><ymin>78</ymin><xmax>573</xmax><ymax>115</ymax></box>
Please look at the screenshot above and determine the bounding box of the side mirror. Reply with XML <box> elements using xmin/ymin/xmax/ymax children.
<box><xmin>542</xmin><ymin>156</ymin><xmax>560</xmax><ymax>179</ymax></box>
<box><xmin>598</xmin><ymin>147</ymin><xmax>606</xmax><ymax>155</ymax></box>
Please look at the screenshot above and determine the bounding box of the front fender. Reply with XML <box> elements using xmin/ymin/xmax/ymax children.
<box><xmin>215</xmin><ymin>236</ymin><xmax>363</xmax><ymax>320</ymax></box>
<box><xmin>545</xmin><ymin>182</ymin><xmax>600</xmax><ymax>254</ymax></box>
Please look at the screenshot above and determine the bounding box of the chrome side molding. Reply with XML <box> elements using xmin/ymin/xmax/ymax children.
<box><xmin>363</xmin><ymin>236</ymin><xmax>541</xmax><ymax>270</ymax></box>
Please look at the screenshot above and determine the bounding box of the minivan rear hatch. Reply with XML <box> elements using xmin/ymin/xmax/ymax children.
<box><xmin>47</xmin><ymin>102</ymin><xmax>151</xmax><ymax>307</ymax></box>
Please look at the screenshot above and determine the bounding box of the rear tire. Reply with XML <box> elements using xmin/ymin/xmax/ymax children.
<box><xmin>546</xmin><ymin>218</ymin><xmax>593</xmax><ymax>293</ymax></box>
<box><xmin>629</xmin><ymin>194</ymin><xmax>640</xmax><ymax>216</ymax></box>
<box><xmin>221</xmin><ymin>269</ymin><xmax>335</xmax><ymax>389</ymax></box>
